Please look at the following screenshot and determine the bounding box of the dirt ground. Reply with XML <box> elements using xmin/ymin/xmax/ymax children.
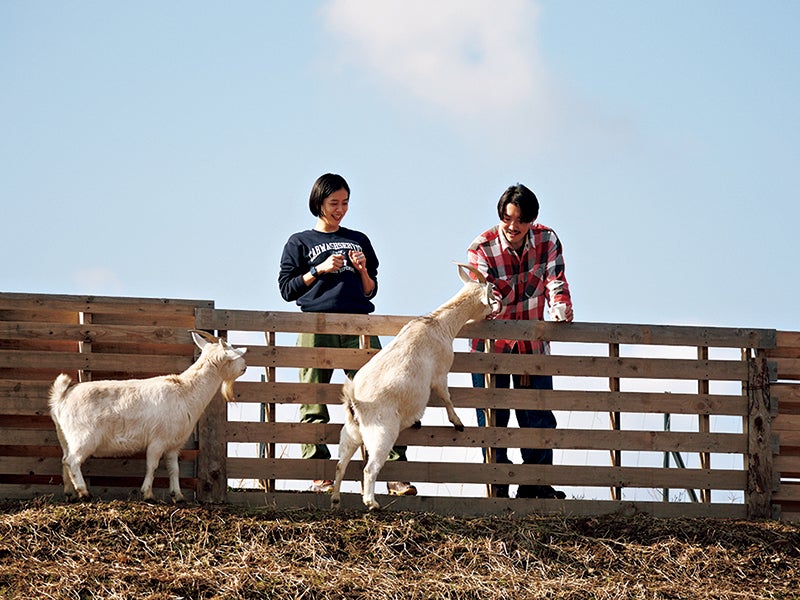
<box><xmin>2</xmin><ymin>498</ymin><xmax>799</xmax><ymax>599</ymax></box>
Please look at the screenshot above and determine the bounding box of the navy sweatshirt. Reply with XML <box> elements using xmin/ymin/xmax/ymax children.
<box><xmin>278</xmin><ymin>227</ymin><xmax>379</xmax><ymax>314</ymax></box>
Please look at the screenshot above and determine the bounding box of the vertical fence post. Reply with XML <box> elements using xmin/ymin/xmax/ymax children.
<box><xmin>663</xmin><ymin>413</ymin><xmax>670</xmax><ymax>502</ymax></box>
<box><xmin>609</xmin><ymin>342</ymin><xmax>621</xmax><ymax>501</ymax></box>
<box><xmin>698</xmin><ymin>345</ymin><xmax>711</xmax><ymax>503</ymax></box>
<box><xmin>259</xmin><ymin>331</ymin><xmax>277</xmax><ymax>493</ymax></box>
<box><xmin>78</xmin><ymin>311</ymin><xmax>92</xmax><ymax>383</ymax></box>
<box><xmin>482</xmin><ymin>338</ymin><xmax>500</xmax><ymax>497</ymax></box>
<box><xmin>745</xmin><ymin>350</ymin><xmax>773</xmax><ymax>519</ymax></box>
<box><xmin>196</xmin><ymin>328</ymin><xmax>228</xmax><ymax>503</ymax></box>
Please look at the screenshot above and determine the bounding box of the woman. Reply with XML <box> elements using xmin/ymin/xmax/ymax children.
<box><xmin>278</xmin><ymin>173</ymin><xmax>415</xmax><ymax>496</ymax></box>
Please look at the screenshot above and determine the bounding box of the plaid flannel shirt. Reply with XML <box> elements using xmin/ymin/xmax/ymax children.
<box><xmin>468</xmin><ymin>223</ymin><xmax>572</xmax><ymax>355</ymax></box>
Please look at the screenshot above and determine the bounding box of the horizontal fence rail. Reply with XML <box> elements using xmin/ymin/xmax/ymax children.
<box><xmin>1</xmin><ymin>292</ymin><xmax>790</xmax><ymax>519</ymax></box>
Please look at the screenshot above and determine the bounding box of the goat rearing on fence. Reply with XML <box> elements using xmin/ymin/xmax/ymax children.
<box><xmin>332</xmin><ymin>262</ymin><xmax>499</xmax><ymax>510</ymax></box>
<box><xmin>48</xmin><ymin>330</ymin><xmax>247</xmax><ymax>502</ymax></box>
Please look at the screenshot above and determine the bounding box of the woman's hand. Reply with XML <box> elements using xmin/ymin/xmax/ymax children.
<box><xmin>349</xmin><ymin>249</ymin><xmax>375</xmax><ymax>296</ymax></box>
<box><xmin>320</xmin><ymin>253</ymin><xmax>345</xmax><ymax>274</ymax></box>
<box><xmin>348</xmin><ymin>250</ymin><xmax>367</xmax><ymax>272</ymax></box>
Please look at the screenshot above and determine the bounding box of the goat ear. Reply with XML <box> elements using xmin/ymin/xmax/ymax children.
<box><xmin>227</xmin><ymin>346</ymin><xmax>247</xmax><ymax>358</ymax></box>
<box><xmin>453</xmin><ymin>261</ymin><xmax>486</xmax><ymax>284</ymax></box>
<box><xmin>191</xmin><ymin>331</ymin><xmax>208</xmax><ymax>350</ymax></box>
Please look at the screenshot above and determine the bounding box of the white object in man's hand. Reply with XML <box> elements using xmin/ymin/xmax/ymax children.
<box><xmin>548</xmin><ymin>302</ymin><xmax>567</xmax><ymax>322</ymax></box>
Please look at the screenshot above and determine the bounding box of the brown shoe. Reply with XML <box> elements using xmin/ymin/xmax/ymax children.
<box><xmin>387</xmin><ymin>481</ymin><xmax>417</xmax><ymax>496</ymax></box>
<box><xmin>309</xmin><ymin>479</ymin><xmax>334</xmax><ymax>493</ymax></box>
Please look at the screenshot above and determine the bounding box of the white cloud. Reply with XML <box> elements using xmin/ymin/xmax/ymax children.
<box><xmin>319</xmin><ymin>0</ymin><xmax>641</xmax><ymax>163</ymax></box>
<box><xmin>320</xmin><ymin>0</ymin><xmax>549</xmax><ymax>119</ymax></box>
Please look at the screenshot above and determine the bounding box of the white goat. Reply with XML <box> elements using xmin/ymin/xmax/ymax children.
<box><xmin>332</xmin><ymin>263</ymin><xmax>498</xmax><ymax>510</ymax></box>
<box><xmin>48</xmin><ymin>330</ymin><xmax>247</xmax><ymax>502</ymax></box>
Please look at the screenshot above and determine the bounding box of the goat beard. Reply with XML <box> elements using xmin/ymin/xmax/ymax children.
<box><xmin>220</xmin><ymin>380</ymin><xmax>236</xmax><ymax>402</ymax></box>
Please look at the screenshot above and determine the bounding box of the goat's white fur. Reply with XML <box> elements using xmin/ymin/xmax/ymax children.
<box><xmin>48</xmin><ymin>331</ymin><xmax>247</xmax><ymax>502</ymax></box>
<box><xmin>332</xmin><ymin>263</ymin><xmax>497</xmax><ymax>510</ymax></box>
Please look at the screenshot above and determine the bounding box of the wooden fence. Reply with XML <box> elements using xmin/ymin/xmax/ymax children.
<box><xmin>1</xmin><ymin>291</ymin><xmax>793</xmax><ymax>520</ymax></box>
<box><xmin>768</xmin><ymin>330</ymin><xmax>800</xmax><ymax>520</ymax></box>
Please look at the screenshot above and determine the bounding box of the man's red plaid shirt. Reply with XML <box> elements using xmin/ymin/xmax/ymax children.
<box><xmin>468</xmin><ymin>222</ymin><xmax>572</xmax><ymax>355</ymax></box>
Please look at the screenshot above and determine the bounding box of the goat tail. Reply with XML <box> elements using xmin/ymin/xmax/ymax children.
<box><xmin>48</xmin><ymin>373</ymin><xmax>72</xmax><ymax>412</ymax></box>
<box><xmin>341</xmin><ymin>377</ymin><xmax>359</xmax><ymax>427</ymax></box>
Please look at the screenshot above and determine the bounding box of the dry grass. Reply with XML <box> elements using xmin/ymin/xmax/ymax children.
<box><xmin>2</xmin><ymin>497</ymin><xmax>800</xmax><ymax>599</ymax></box>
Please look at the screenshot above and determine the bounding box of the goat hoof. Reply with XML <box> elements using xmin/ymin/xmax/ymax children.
<box><xmin>412</xmin><ymin>421</ymin><xmax>422</xmax><ymax>429</ymax></box>
<box><xmin>454</xmin><ymin>423</ymin><xmax>465</xmax><ymax>432</ymax></box>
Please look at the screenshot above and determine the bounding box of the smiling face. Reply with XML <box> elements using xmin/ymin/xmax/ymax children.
<box><xmin>316</xmin><ymin>188</ymin><xmax>350</xmax><ymax>232</ymax></box>
<box><xmin>499</xmin><ymin>202</ymin><xmax>532</xmax><ymax>251</ymax></box>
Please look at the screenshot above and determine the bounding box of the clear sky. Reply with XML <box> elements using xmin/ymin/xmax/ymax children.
<box><xmin>2</xmin><ymin>1</ymin><xmax>798</xmax><ymax>332</ymax></box>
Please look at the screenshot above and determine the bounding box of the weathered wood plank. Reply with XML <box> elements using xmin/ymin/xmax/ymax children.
<box><xmin>0</xmin><ymin>293</ymin><xmax>213</xmax><ymax>315</ymax></box>
<box><xmin>746</xmin><ymin>356</ymin><xmax>773</xmax><ymax>518</ymax></box>
<box><xmin>0</xmin><ymin>428</ymin><xmax>61</xmax><ymax>447</ymax></box>
<box><xmin>0</xmin><ymin>322</ymin><xmax>196</xmax><ymax>345</ymax></box>
<box><xmin>226</xmin><ymin>490</ymin><xmax>748</xmax><ymax>518</ymax></box>
<box><xmin>0</xmin><ymin>350</ymin><xmax>192</xmax><ymax>373</ymax></box>
<box><xmin>195</xmin><ymin>309</ymin><xmax>776</xmax><ymax>348</ymax></box>
<box><xmin>227</xmin><ymin>458</ymin><xmax>746</xmax><ymax>490</ymax></box>
<box><xmin>196</xmin><ymin>392</ymin><xmax>227</xmax><ymax>503</ymax></box>
<box><xmin>774</xmin><ymin>383</ymin><xmax>800</xmax><ymax>403</ymax></box>
<box><xmin>773</xmin><ymin>414</ymin><xmax>800</xmax><ymax>432</ymax></box>
<box><xmin>774</xmin><ymin>455</ymin><xmax>800</xmax><ymax>479</ymax></box>
<box><xmin>776</xmin><ymin>331</ymin><xmax>800</xmax><ymax>348</ymax></box>
<box><xmin>0</xmin><ymin>456</ymin><xmax>196</xmax><ymax>478</ymax></box>
<box><xmin>0</xmin><ymin>480</ymin><xmax>197</xmax><ymax>500</ymax></box>
<box><xmin>775</xmin><ymin>358</ymin><xmax>800</xmax><ymax>381</ymax></box>
<box><xmin>0</xmin><ymin>428</ymin><xmax>196</xmax><ymax>451</ymax></box>
<box><xmin>195</xmin><ymin>309</ymin><xmax>409</xmax><ymax>337</ymax></box>
<box><xmin>773</xmin><ymin>483</ymin><xmax>800</xmax><ymax>502</ymax></box>
<box><xmin>232</xmin><ymin>381</ymin><xmax>749</xmax><ymax>415</ymax></box>
<box><xmin>0</xmin><ymin>382</ymin><xmax>51</xmax><ymax>414</ymax></box>
<box><xmin>0</xmin><ymin>415</ymin><xmax>54</xmax><ymax>428</ymax></box>
<box><xmin>776</xmin><ymin>429</ymin><xmax>800</xmax><ymax>447</ymax></box>
<box><xmin>463</xmin><ymin>320</ymin><xmax>776</xmax><ymax>349</ymax></box>
<box><xmin>242</xmin><ymin>346</ymin><xmax>750</xmax><ymax>380</ymax></box>
<box><xmin>225</xmin><ymin>422</ymin><xmax>747</xmax><ymax>454</ymax></box>
<box><xmin>0</xmin><ymin>339</ymin><xmax>78</xmax><ymax>353</ymax></box>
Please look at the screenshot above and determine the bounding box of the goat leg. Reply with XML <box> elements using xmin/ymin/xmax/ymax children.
<box><xmin>165</xmin><ymin>449</ymin><xmax>186</xmax><ymax>503</ymax></box>
<box><xmin>141</xmin><ymin>446</ymin><xmax>164</xmax><ymax>502</ymax></box>
<box><xmin>332</xmin><ymin>422</ymin><xmax>362</xmax><ymax>509</ymax></box>
<box><xmin>432</xmin><ymin>382</ymin><xmax>464</xmax><ymax>432</ymax></box>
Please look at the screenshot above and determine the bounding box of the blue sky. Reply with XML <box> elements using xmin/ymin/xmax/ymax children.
<box><xmin>2</xmin><ymin>1</ymin><xmax>798</xmax><ymax>332</ymax></box>
<box><xmin>4</xmin><ymin>1</ymin><xmax>797</xmax><ymax>500</ymax></box>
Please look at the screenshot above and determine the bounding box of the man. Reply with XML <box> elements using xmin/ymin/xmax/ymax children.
<box><xmin>468</xmin><ymin>183</ymin><xmax>573</xmax><ymax>499</ymax></box>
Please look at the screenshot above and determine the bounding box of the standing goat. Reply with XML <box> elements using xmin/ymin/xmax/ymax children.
<box><xmin>332</xmin><ymin>263</ymin><xmax>499</xmax><ymax>510</ymax></box>
<box><xmin>49</xmin><ymin>330</ymin><xmax>247</xmax><ymax>502</ymax></box>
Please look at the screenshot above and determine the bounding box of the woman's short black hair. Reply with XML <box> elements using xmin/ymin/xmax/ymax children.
<box><xmin>496</xmin><ymin>183</ymin><xmax>539</xmax><ymax>223</ymax></box>
<box><xmin>309</xmin><ymin>173</ymin><xmax>350</xmax><ymax>217</ymax></box>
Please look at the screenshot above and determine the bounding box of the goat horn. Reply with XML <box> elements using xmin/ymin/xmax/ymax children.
<box><xmin>189</xmin><ymin>329</ymin><xmax>219</xmax><ymax>343</ymax></box>
<box><xmin>453</xmin><ymin>261</ymin><xmax>486</xmax><ymax>284</ymax></box>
